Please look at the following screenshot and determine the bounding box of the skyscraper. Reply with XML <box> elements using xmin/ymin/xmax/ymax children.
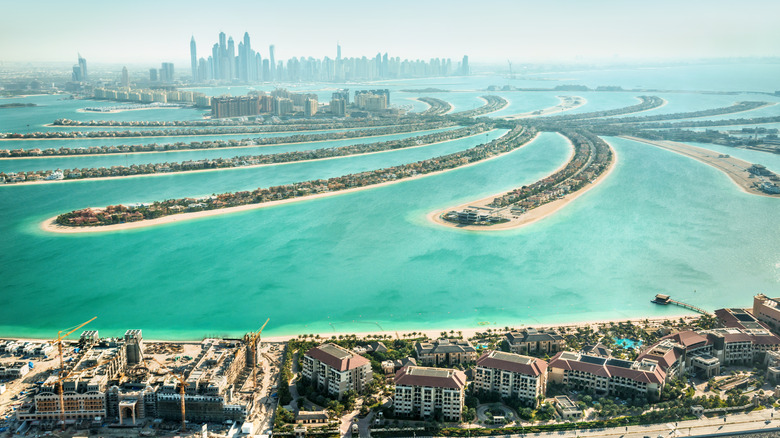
<box><xmin>190</xmin><ymin>36</ymin><xmax>198</xmax><ymax>82</ymax></box>
<box><xmin>461</xmin><ymin>55</ymin><xmax>469</xmax><ymax>76</ymax></box>
<box><xmin>121</xmin><ymin>66</ymin><xmax>129</xmax><ymax>87</ymax></box>
<box><xmin>78</xmin><ymin>54</ymin><xmax>88</xmax><ymax>82</ymax></box>
<box><xmin>160</xmin><ymin>63</ymin><xmax>174</xmax><ymax>83</ymax></box>
<box><xmin>269</xmin><ymin>45</ymin><xmax>276</xmax><ymax>82</ymax></box>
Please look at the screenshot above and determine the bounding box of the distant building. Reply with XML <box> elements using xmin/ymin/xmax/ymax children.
<box><xmin>505</xmin><ymin>328</ymin><xmax>565</xmax><ymax>355</ymax></box>
<box><xmin>304</xmin><ymin>98</ymin><xmax>318</xmax><ymax>117</ymax></box>
<box><xmin>149</xmin><ymin>68</ymin><xmax>158</xmax><ymax>82</ymax></box>
<box><xmin>330</xmin><ymin>98</ymin><xmax>346</xmax><ymax>117</ymax></box>
<box><xmin>414</xmin><ymin>338</ymin><xmax>477</xmax><ymax>366</ymax></box>
<box><xmin>190</xmin><ymin>36</ymin><xmax>198</xmax><ymax>81</ymax></box>
<box><xmin>302</xmin><ymin>343</ymin><xmax>373</xmax><ymax>399</ymax></box>
<box><xmin>474</xmin><ymin>350</ymin><xmax>547</xmax><ymax>407</ymax></box>
<box><xmin>160</xmin><ymin>62</ymin><xmax>175</xmax><ymax>83</ymax></box>
<box><xmin>394</xmin><ymin>366</ymin><xmax>466</xmax><ymax>421</ymax></box>
<box><xmin>120</xmin><ymin>66</ymin><xmax>129</xmax><ymax>87</ymax></box>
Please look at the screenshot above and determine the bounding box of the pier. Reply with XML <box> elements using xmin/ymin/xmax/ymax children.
<box><xmin>652</xmin><ymin>294</ymin><xmax>710</xmax><ymax>315</ymax></box>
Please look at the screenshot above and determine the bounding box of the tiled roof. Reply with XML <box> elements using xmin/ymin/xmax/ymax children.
<box><xmin>477</xmin><ymin>351</ymin><xmax>547</xmax><ymax>376</ymax></box>
<box><xmin>395</xmin><ymin>366</ymin><xmax>467</xmax><ymax>390</ymax></box>
<box><xmin>305</xmin><ymin>343</ymin><xmax>370</xmax><ymax>372</ymax></box>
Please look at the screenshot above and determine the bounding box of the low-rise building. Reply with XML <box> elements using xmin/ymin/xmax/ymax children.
<box><xmin>554</xmin><ymin>395</ymin><xmax>582</xmax><ymax>421</ymax></box>
<box><xmin>394</xmin><ymin>366</ymin><xmax>466</xmax><ymax>422</ymax></box>
<box><xmin>302</xmin><ymin>343</ymin><xmax>372</xmax><ymax>399</ymax></box>
<box><xmin>414</xmin><ymin>339</ymin><xmax>477</xmax><ymax>366</ymax></box>
<box><xmin>548</xmin><ymin>352</ymin><xmax>666</xmax><ymax>400</ymax></box>
<box><xmin>505</xmin><ymin>328</ymin><xmax>564</xmax><ymax>355</ymax></box>
<box><xmin>474</xmin><ymin>351</ymin><xmax>547</xmax><ymax>407</ymax></box>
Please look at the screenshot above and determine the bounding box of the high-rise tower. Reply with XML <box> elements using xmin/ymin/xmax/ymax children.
<box><xmin>190</xmin><ymin>36</ymin><xmax>198</xmax><ymax>82</ymax></box>
<box><xmin>269</xmin><ymin>44</ymin><xmax>276</xmax><ymax>82</ymax></box>
<box><xmin>121</xmin><ymin>66</ymin><xmax>129</xmax><ymax>87</ymax></box>
<box><xmin>78</xmin><ymin>53</ymin><xmax>88</xmax><ymax>81</ymax></box>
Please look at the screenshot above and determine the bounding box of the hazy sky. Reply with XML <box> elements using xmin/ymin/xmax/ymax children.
<box><xmin>2</xmin><ymin>0</ymin><xmax>779</xmax><ymax>65</ymax></box>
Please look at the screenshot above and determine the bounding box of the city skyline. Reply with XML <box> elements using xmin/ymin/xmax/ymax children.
<box><xmin>1</xmin><ymin>0</ymin><xmax>780</xmax><ymax>65</ymax></box>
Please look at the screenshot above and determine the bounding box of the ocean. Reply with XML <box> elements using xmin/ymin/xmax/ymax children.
<box><xmin>1</xmin><ymin>63</ymin><xmax>778</xmax><ymax>339</ymax></box>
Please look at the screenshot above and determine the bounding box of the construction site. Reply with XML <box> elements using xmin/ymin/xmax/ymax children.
<box><xmin>0</xmin><ymin>318</ymin><xmax>282</xmax><ymax>437</ymax></box>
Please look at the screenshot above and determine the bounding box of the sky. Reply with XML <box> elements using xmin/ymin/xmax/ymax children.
<box><xmin>1</xmin><ymin>0</ymin><xmax>779</xmax><ymax>66</ymax></box>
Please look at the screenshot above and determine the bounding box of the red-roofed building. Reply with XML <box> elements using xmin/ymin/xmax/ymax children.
<box><xmin>474</xmin><ymin>350</ymin><xmax>547</xmax><ymax>407</ymax></box>
<box><xmin>548</xmin><ymin>351</ymin><xmax>665</xmax><ymax>400</ymax></box>
<box><xmin>302</xmin><ymin>343</ymin><xmax>372</xmax><ymax>399</ymax></box>
<box><xmin>394</xmin><ymin>366</ymin><xmax>466</xmax><ymax>421</ymax></box>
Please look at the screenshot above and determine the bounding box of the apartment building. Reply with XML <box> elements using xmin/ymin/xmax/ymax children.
<box><xmin>394</xmin><ymin>366</ymin><xmax>466</xmax><ymax>422</ymax></box>
<box><xmin>414</xmin><ymin>339</ymin><xmax>477</xmax><ymax>366</ymax></box>
<box><xmin>474</xmin><ymin>350</ymin><xmax>547</xmax><ymax>407</ymax></box>
<box><xmin>302</xmin><ymin>343</ymin><xmax>373</xmax><ymax>399</ymax></box>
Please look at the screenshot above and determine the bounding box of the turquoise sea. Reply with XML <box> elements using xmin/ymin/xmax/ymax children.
<box><xmin>1</xmin><ymin>64</ymin><xmax>779</xmax><ymax>340</ymax></box>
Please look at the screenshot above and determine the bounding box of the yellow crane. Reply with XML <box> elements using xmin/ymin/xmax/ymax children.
<box><xmin>145</xmin><ymin>357</ymin><xmax>188</xmax><ymax>432</ymax></box>
<box><xmin>52</xmin><ymin>317</ymin><xmax>96</xmax><ymax>430</ymax></box>
<box><xmin>245</xmin><ymin>318</ymin><xmax>270</xmax><ymax>389</ymax></box>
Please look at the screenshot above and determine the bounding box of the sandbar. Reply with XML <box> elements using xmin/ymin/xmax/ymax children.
<box><xmin>40</xmin><ymin>130</ymin><xmax>529</xmax><ymax>234</ymax></box>
<box><xmin>503</xmin><ymin>95</ymin><xmax>587</xmax><ymax>120</ymax></box>
<box><xmin>7</xmin><ymin>130</ymin><xmax>489</xmax><ymax>186</ymax></box>
<box><xmin>622</xmin><ymin>136</ymin><xmax>780</xmax><ymax>198</ymax></box>
<box><xmin>76</xmin><ymin>106</ymin><xmax>183</xmax><ymax>114</ymax></box>
<box><xmin>428</xmin><ymin>136</ymin><xmax>617</xmax><ymax>231</ymax></box>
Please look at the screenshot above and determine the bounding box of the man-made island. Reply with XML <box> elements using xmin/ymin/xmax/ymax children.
<box><xmin>431</xmin><ymin>130</ymin><xmax>615</xmax><ymax>230</ymax></box>
<box><xmin>44</xmin><ymin>124</ymin><xmax>538</xmax><ymax>232</ymax></box>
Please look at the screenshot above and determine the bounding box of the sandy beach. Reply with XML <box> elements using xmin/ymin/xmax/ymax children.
<box><xmin>3</xmin><ymin>130</ymin><xmax>490</xmax><ymax>187</ymax></box>
<box><xmin>622</xmin><ymin>136</ymin><xmax>780</xmax><ymax>198</ymax></box>
<box><xmin>40</xmin><ymin>130</ymin><xmax>529</xmax><ymax>234</ymax></box>
<box><xmin>503</xmin><ymin>95</ymin><xmax>587</xmax><ymax>120</ymax></box>
<box><xmin>0</xmin><ymin>125</ymin><xmax>455</xmax><ymax>160</ymax></box>
<box><xmin>428</xmin><ymin>136</ymin><xmax>618</xmax><ymax>231</ymax></box>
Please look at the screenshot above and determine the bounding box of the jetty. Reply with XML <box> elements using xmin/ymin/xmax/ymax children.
<box><xmin>652</xmin><ymin>294</ymin><xmax>710</xmax><ymax>315</ymax></box>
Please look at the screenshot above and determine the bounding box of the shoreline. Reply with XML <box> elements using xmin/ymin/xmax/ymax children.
<box><xmin>40</xmin><ymin>130</ymin><xmax>526</xmax><ymax>234</ymax></box>
<box><xmin>503</xmin><ymin>95</ymin><xmax>587</xmax><ymax>120</ymax></box>
<box><xmin>622</xmin><ymin>136</ymin><xmax>780</xmax><ymax>198</ymax></box>
<box><xmin>0</xmin><ymin>125</ymin><xmax>454</xmax><ymax>160</ymax></box>
<box><xmin>3</xmin><ymin>129</ymin><xmax>489</xmax><ymax>186</ymax></box>
<box><xmin>0</xmin><ymin>314</ymin><xmax>698</xmax><ymax>344</ymax></box>
<box><xmin>428</xmin><ymin>134</ymin><xmax>618</xmax><ymax>231</ymax></box>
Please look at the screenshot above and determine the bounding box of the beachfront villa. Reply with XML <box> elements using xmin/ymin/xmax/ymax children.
<box><xmin>301</xmin><ymin>343</ymin><xmax>373</xmax><ymax>399</ymax></box>
<box><xmin>414</xmin><ymin>338</ymin><xmax>478</xmax><ymax>366</ymax></box>
<box><xmin>393</xmin><ymin>366</ymin><xmax>467</xmax><ymax>422</ymax></box>
<box><xmin>474</xmin><ymin>350</ymin><xmax>548</xmax><ymax>407</ymax></box>
<box><xmin>505</xmin><ymin>328</ymin><xmax>565</xmax><ymax>355</ymax></box>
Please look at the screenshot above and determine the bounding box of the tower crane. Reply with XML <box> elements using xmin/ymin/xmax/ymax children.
<box><xmin>244</xmin><ymin>318</ymin><xmax>270</xmax><ymax>389</ymax></box>
<box><xmin>52</xmin><ymin>317</ymin><xmax>96</xmax><ymax>430</ymax></box>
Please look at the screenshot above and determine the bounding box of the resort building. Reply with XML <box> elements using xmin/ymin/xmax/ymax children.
<box><xmin>394</xmin><ymin>366</ymin><xmax>467</xmax><ymax>422</ymax></box>
<box><xmin>505</xmin><ymin>328</ymin><xmax>565</xmax><ymax>355</ymax></box>
<box><xmin>474</xmin><ymin>351</ymin><xmax>547</xmax><ymax>407</ymax></box>
<box><xmin>302</xmin><ymin>343</ymin><xmax>373</xmax><ymax>399</ymax></box>
<box><xmin>547</xmin><ymin>352</ymin><xmax>666</xmax><ymax>400</ymax></box>
<box><xmin>414</xmin><ymin>339</ymin><xmax>477</xmax><ymax>366</ymax></box>
<box><xmin>753</xmin><ymin>294</ymin><xmax>780</xmax><ymax>332</ymax></box>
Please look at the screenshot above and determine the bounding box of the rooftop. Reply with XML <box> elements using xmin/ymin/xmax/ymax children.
<box><xmin>395</xmin><ymin>365</ymin><xmax>467</xmax><ymax>390</ymax></box>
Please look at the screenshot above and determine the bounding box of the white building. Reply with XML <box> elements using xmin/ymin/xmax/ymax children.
<box><xmin>393</xmin><ymin>366</ymin><xmax>466</xmax><ymax>422</ymax></box>
<box><xmin>474</xmin><ymin>350</ymin><xmax>547</xmax><ymax>407</ymax></box>
<box><xmin>302</xmin><ymin>344</ymin><xmax>372</xmax><ymax>399</ymax></box>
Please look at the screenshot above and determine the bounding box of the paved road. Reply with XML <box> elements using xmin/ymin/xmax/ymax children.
<box><xmin>486</xmin><ymin>408</ymin><xmax>778</xmax><ymax>438</ymax></box>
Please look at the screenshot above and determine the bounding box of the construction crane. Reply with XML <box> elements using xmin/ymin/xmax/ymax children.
<box><xmin>145</xmin><ymin>357</ymin><xmax>188</xmax><ymax>432</ymax></box>
<box><xmin>244</xmin><ymin>318</ymin><xmax>270</xmax><ymax>389</ymax></box>
<box><xmin>507</xmin><ymin>59</ymin><xmax>514</xmax><ymax>79</ymax></box>
<box><xmin>52</xmin><ymin>317</ymin><xmax>96</xmax><ymax>430</ymax></box>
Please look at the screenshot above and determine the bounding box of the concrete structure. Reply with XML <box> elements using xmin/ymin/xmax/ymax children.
<box><xmin>554</xmin><ymin>395</ymin><xmax>582</xmax><ymax>421</ymax></box>
<box><xmin>302</xmin><ymin>343</ymin><xmax>372</xmax><ymax>399</ymax></box>
<box><xmin>0</xmin><ymin>362</ymin><xmax>30</xmax><ymax>379</ymax></box>
<box><xmin>505</xmin><ymin>328</ymin><xmax>564</xmax><ymax>355</ymax></box>
<box><xmin>414</xmin><ymin>339</ymin><xmax>477</xmax><ymax>366</ymax></box>
<box><xmin>474</xmin><ymin>351</ymin><xmax>547</xmax><ymax>407</ymax></box>
<box><xmin>394</xmin><ymin>366</ymin><xmax>466</xmax><ymax>422</ymax></box>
